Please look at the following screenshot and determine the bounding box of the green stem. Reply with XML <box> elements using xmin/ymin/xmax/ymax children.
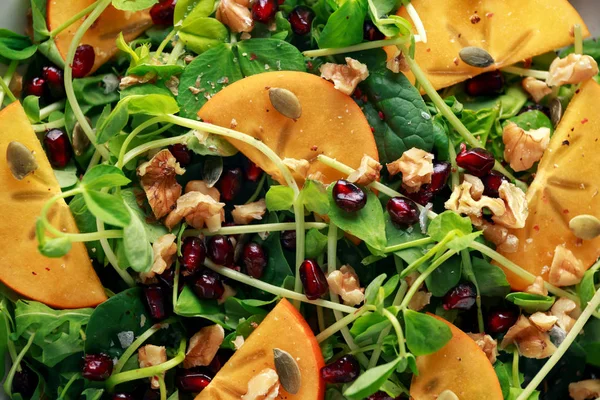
<box><xmin>448</xmin><ymin>141</ymin><xmax>460</xmax><ymax>189</ymax></box>
<box><xmin>183</xmin><ymin>222</ymin><xmax>328</xmax><ymax>237</ymax></box>
<box><xmin>117</xmin><ymin>116</ymin><xmax>166</xmax><ymax>168</ymax></box>
<box><xmin>67</xmin><ymin>230</ymin><xmax>124</xmax><ymax>242</ymax></box>
<box><xmin>502</xmin><ymin>66</ymin><xmax>550</xmax><ymax>80</ymax></box>
<box><xmin>58</xmin><ymin>374</ymin><xmax>80</xmax><ymax>399</ymax></box>
<box><xmin>384</xmin><ymin>237</ymin><xmax>434</xmax><ymax>253</ymax></box>
<box><xmin>167</xmin><ymin>40</ymin><xmax>185</xmax><ymax>65</ymax></box>
<box><xmin>154</xmin><ymin>29</ymin><xmax>177</xmax><ymax>61</ymax></box>
<box><xmin>383</xmin><ymin>308</ymin><xmax>407</xmax><ymax>358</ymax></box>
<box><xmin>40</xmin><ymin>188</ymin><xmax>83</xmax><ymax>237</ymax></box>
<box><xmin>512</xmin><ymin>349</ymin><xmax>520</xmax><ymax>388</ymax></box>
<box><xmin>0</xmin><ymin>75</ymin><xmax>17</xmax><ymax>104</ymax></box>
<box><xmin>49</xmin><ymin>0</ymin><xmax>100</xmax><ymax>38</ymax></box>
<box><xmin>39</xmin><ymin>100</ymin><xmax>66</xmax><ymax>120</ymax></box>
<box><xmin>574</xmin><ymin>24</ymin><xmax>583</xmax><ymax>55</ymax></box>
<box><xmin>303</xmin><ymin>36</ymin><xmax>409</xmax><ymax>58</ymax></box>
<box><xmin>0</xmin><ymin>60</ymin><xmax>18</xmax><ymax>106</ymax></box>
<box><xmin>317</xmin><ymin>305</ymin><xmax>325</xmax><ymax>333</ymax></box>
<box><xmin>405</xmin><ymin>3</ymin><xmax>427</xmax><ymax>43</ymax></box>
<box><xmin>158</xmin><ymin>375</ymin><xmax>167</xmax><ymax>400</ymax></box>
<box><xmin>245</xmin><ymin>174</ymin><xmax>266</xmax><ymax>204</ymax></box>
<box><xmin>399</xmin><ymin>231</ymin><xmax>456</xmax><ymax>279</ymax></box>
<box><xmin>123</xmin><ymin>134</ymin><xmax>190</xmax><ymax>165</ymax></box>
<box><xmin>32</xmin><ymin>117</ymin><xmax>66</xmax><ymax>132</ymax></box>
<box><xmin>0</xmin><ymin>300</ymin><xmax>19</xmax><ymax>371</ymax></box>
<box><xmin>3</xmin><ymin>333</ymin><xmax>35</xmax><ymax>398</ymax></box>
<box><xmin>96</xmin><ymin>217</ymin><xmax>135</xmax><ymax>287</ymax></box>
<box><xmin>316</xmin><ymin>307</ymin><xmax>368</xmax><ymax>343</ymax></box>
<box><xmin>461</xmin><ymin>249</ymin><xmax>484</xmax><ymax>332</ymax></box>
<box><xmin>293</xmin><ymin>196</ymin><xmax>306</xmax><ymax>306</ymax></box>
<box><xmin>86</xmin><ymin>149</ymin><xmax>102</xmax><ymax>172</ymax></box>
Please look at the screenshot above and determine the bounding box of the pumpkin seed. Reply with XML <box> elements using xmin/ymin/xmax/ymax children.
<box><xmin>203</xmin><ymin>156</ymin><xmax>223</xmax><ymax>188</ymax></box>
<box><xmin>569</xmin><ymin>214</ymin><xmax>600</xmax><ymax>240</ymax></box>
<box><xmin>549</xmin><ymin>97</ymin><xmax>563</xmax><ymax>127</ymax></box>
<box><xmin>273</xmin><ymin>348</ymin><xmax>301</xmax><ymax>394</ymax></box>
<box><xmin>6</xmin><ymin>141</ymin><xmax>38</xmax><ymax>180</ymax></box>
<box><xmin>458</xmin><ymin>46</ymin><xmax>495</xmax><ymax>68</ymax></box>
<box><xmin>268</xmin><ymin>88</ymin><xmax>302</xmax><ymax>119</ymax></box>
<box><xmin>73</xmin><ymin>117</ymin><xmax>92</xmax><ymax>156</ymax></box>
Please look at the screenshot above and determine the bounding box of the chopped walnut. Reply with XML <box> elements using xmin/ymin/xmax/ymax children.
<box><xmin>386</xmin><ymin>48</ymin><xmax>409</xmax><ymax>73</ymax></box>
<box><xmin>408</xmin><ymin>290</ymin><xmax>432</xmax><ymax>312</ymax></box>
<box><xmin>119</xmin><ymin>74</ymin><xmax>155</xmax><ymax>90</ymax></box>
<box><xmin>502</xmin><ymin>122</ymin><xmax>550</xmax><ymax>172</ymax></box>
<box><xmin>569</xmin><ymin>379</ymin><xmax>600</xmax><ymax>400</ymax></box>
<box><xmin>232</xmin><ymin>335</ymin><xmax>245</xmax><ymax>350</ymax></box>
<box><xmin>216</xmin><ymin>0</ymin><xmax>254</xmax><ymax>33</ymax></box>
<box><xmin>138</xmin><ymin>345</ymin><xmax>167</xmax><ymax>389</ymax></box>
<box><xmin>547</xmin><ymin>54</ymin><xmax>599</xmax><ymax>87</ymax></box>
<box><xmin>445</xmin><ymin>178</ymin><xmax>506</xmax><ymax>218</ymax></box>
<box><xmin>475</xmin><ymin>219</ymin><xmax>519</xmax><ymax>253</ymax></box>
<box><xmin>466</xmin><ymin>333</ymin><xmax>498</xmax><ymax>364</ymax></box>
<box><xmin>387</xmin><ymin>148</ymin><xmax>434</xmax><ymax>193</ymax></box>
<box><xmin>185</xmin><ymin>180</ymin><xmax>220</xmax><ymax>201</ymax></box>
<box><xmin>138</xmin><ymin>149</ymin><xmax>185</xmax><ymax>219</ymax></box>
<box><xmin>551</xmin><ymin>297</ymin><xmax>578</xmax><ymax>333</ymax></box>
<box><xmin>165</xmin><ymin>76</ymin><xmax>179</xmax><ymax>97</ymax></box>
<box><xmin>319</xmin><ymin>57</ymin><xmax>369</xmax><ymax>95</ymax></box>
<box><xmin>548</xmin><ymin>245</ymin><xmax>585</xmax><ymax>287</ymax></box>
<box><xmin>307</xmin><ymin>171</ymin><xmax>326</xmax><ymax>184</ymax></box>
<box><xmin>347</xmin><ymin>154</ymin><xmax>382</xmax><ymax>186</ymax></box>
<box><xmin>140</xmin><ymin>234</ymin><xmax>177</xmax><ymax>282</ymax></box>
<box><xmin>242</xmin><ymin>368</ymin><xmax>280</xmax><ymax>400</ymax></box>
<box><xmin>529</xmin><ymin>312</ymin><xmax>558</xmax><ymax>332</ymax></box>
<box><xmin>500</xmin><ymin>315</ymin><xmax>556</xmax><ymax>359</ymax></box>
<box><xmin>522</xmin><ymin>77</ymin><xmax>552</xmax><ymax>103</ymax></box>
<box><xmin>164</xmin><ymin>192</ymin><xmax>225</xmax><ymax>232</ymax></box>
<box><xmin>526</xmin><ymin>276</ymin><xmax>549</xmax><ymax>296</ymax></box>
<box><xmin>218</xmin><ymin>283</ymin><xmax>237</xmax><ymax>305</ymax></box>
<box><xmin>492</xmin><ymin>181</ymin><xmax>529</xmax><ymax>229</ymax></box>
<box><xmin>326</xmin><ymin>265</ymin><xmax>365</xmax><ymax>306</ymax></box>
<box><xmin>184</xmin><ymin>325</ymin><xmax>225</xmax><ymax>368</ymax></box>
<box><xmin>232</xmin><ymin>199</ymin><xmax>267</xmax><ymax>225</ymax></box>
<box><xmin>282</xmin><ymin>157</ymin><xmax>310</xmax><ymax>180</ymax></box>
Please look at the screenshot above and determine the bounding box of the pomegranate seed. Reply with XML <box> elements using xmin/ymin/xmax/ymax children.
<box><xmin>181</xmin><ymin>237</ymin><xmax>206</xmax><ymax>277</ymax></box>
<box><xmin>218</xmin><ymin>168</ymin><xmax>243</xmax><ymax>202</ymax></box>
<box><xmin>299</xmin><ymin>259</ymin><xmax>328</xmax><ymax>300</ymax></box>
<box><xmin>72</xmin><ymin>45</ymin><xmax>95</xmax><ymax>78</ymax></box>
<box><xmin>455</xmin><ymin>144</ymin><xmax>495</xmax><ymax>177</ymax></box>
<box><xmin>320</xmin><ymin>355</ymin><xmax>360</xmax><ymax>383</ymax></box>
<box><xmin>363</xmin><ymin>20</ymin><xmax>385</xmax><ymax>41</ymax></box>
<box><xmin>252</xmin><ymin>0</ymin><xmax>278</xmax><ymax>23</ymax></box>
<box><xmin>288</xmin><ymin>6</ymin><xmax>314</xmax><ymax>35</ymax></box>
<box><xmin>207</xmin><ymin>235</ymin><xmax>234</xmax><ymax>266</ymax></box>
<box><xmin>482</xmin><ymin>171</ymin><xmax>508</xmax><ymax>198</ymax></box>
<box><xmin>332</xmin><ymin>179</ymin><xmax>367</xmax><ymax>213</ymax></box>
<box><xmin>465</xmin><ymin>70</ymin><xmax>504</xmax><ymax>97</ymax></box>
<box><xmin>193</xmin><ymin>271</ymin><xmax>225</xmax><ymax>299</ymax></box>
<box><xmin>244</xmin><ymin>160</ymin><xmax>263</xmax><ymax>182</ymax></box>
<box><xmin>42</xmin><ymin>65</ymin><xmax>64</xmax><ymax>98</ymax></box>
<box><xmin>143</xmin><ymin>285</ymin><xmax>167</xmax><ymax>320</ymax></box>
<box><xmin>208</xmin><ymin>349</ymin><xmax>233</xmax><ymax>374</ymax></box>
<box><xmin>443</xmin><ymin>283</ymin><xmax>477</xmax><ymax>310</ymax></box>
<box><xmin>150</xmin><ymin>0</ymin><xmax>177</xmax><ymax>26</ymax></box>
<box><xmin>82</xmin><ymin>354</ymin><xmax>113</xmax><ymax>381</ymax></box>
<box><xmin>168</xmin><ymin>143</ymin><xmax>193</xmax><ymax>167</ymax></box>
<box><xmin>12</xmin><ymin>366</ymin><xmax>37</xmax><ymax>397</ymax></box>
<box><xmin>143</xmin><ymin>389</ymin><xmax>160</xmax><ymax>400</ymax></box>
<box><xmin>44</xmin><ymin>129</ymin><xmax>72</xmax><ymax>168</ymax></box>
<box><xmin>25</xmin><ymin>77</ymin><xmax>45</xmax><ymax>97</ymax></box>
<box><xmin>177</xmin><ymin>370</ymin><xmax>212</xmax><ymax>392</ymax></box>
<box><xmin>403</xmin><ymin>161</ymin><xmax>451</xmax><ymax>206</ymax></box>
<box><xmin>113</xmin><ymin>394</ymin><xmax>135</xmax><ymax>400</ymax></box>
<box><xmin>280</xmin><ymin>230</ymin><xmax>296</xmax><ymax>251</ymax></box>
<box><xmin>158</xmin><ymin>267</ymin><xmax>175</xmax><ymax>288</ymax></box>
<box><xmin>242</xmin><ymin>242</ymin><xmax>267</xmax><ymax>279</ymax></box>
<box><xmin>487</xmin><ymin>309</ymin><xmax>518</xmax><ymax>333</ymax></box>
<box><xmin>387</xmin><ymin>197</ymin><xmax>419</xmax><ymax>227</ymax></box>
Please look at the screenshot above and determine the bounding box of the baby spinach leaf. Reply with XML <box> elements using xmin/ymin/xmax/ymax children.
<box><xmin>223</xmin><ymin>297</ymin><xmax>272</xmax><ymax>325</ymax></box>
<box><xmin>432</xmin><ymin>119</ymin><xmax>450</xmax><ymax>161</ymax></box>
<box><xmin>301</xmin><ymin>179</ymin><xmax>329</xmax><ymax>215</ymax></box>
<box><xmin>506</xmin><ymin>292</ymin><xmax>555</xmax><ymax>313</ymax></box>
<box><xmin>237</xmin><ymin>39</ymin><xmax>306</xmax><ymax>76</ymax></box>
<box><xmin>0</xmin><ymin>302</ymin><xmax>10</xmax><ymax>379</ymax></box>
<box><xmin>427</xmin><ymin>211</ymin><xmax>472</xmax><ymax>242</ymax></box>
<box><xmin>123</xmin><ymin>203</ymin><xmax>153</xmax><ymax>273</ymax></box>
<box><xmin>344</xmin><ymin>357</ymin><xmax>401</xmax><ymax>400</ymax></box>
<box><xmin>254</xmin><ymin>214</ymin><xmax>294</xmax><ymax>286</ymax></box>
<box><xmin>507</xmin><ymin>110</ymin><xmax>553</xmax><ymax>133</ymax></box>
<box><xmin>403</xmin><ymin>309</ymin><xmax>452</xmax><ymax>356</ymax></box>
<box><xmin>38</xmin><ymin>237</ymin><xmax>72</xmax><ymax>258</ymax></box>
<box><xmin>472</xmin><ymin>257</ymin><xmax>511</xmax><ymax>297</ymax></box>
<box><xmin>73</xmin><ymin>74</ymin><xmax>121</xmax><ymax>106</ymax></box>
<box><xmin>494</xmin><ymin>360</ymin><xmax>512</xmax><ymax>399</ymax></box>
<box><xmin>577</xmin><ymin>318</ymin><xmax>600</xmax><ymax>367</ymax></box>
<box><xmin>305</xmin><ymin>228</ymin><xmax>328</xmax><ymax>258</ymax></box>
<box><xmin>112</xmin><ymin>0</ymin><xmax>158</xmax><ymax>11</ymax></box>
<box><xmin>175</xmin><ymin>286</ymin><xmax>229</xmax><ymax>327</ymax></box>
<box><xmin>81</xmin><ymin>388</ymin><xmax>104</xmax><ymax>400</ymax></box>
<box><xmin>318</xmin><ymin>0</ymin><xmax>367</xmax><ymax>49</ymax></box>
<box><xmin>265</xmin><ymin>185</ymin><xmax>295</xmax><ymax>211</ymax></box>
<box><xmin>82</xmin><ymin>190</ymin><xmax>131</xmax><ymax>228</ymax></box>
<box><xmin>69</xmin><ymin>195</ymin><xmax>106</xmax><ymax>262</ymax></box>
<box><xmin>179</xmin><ymin>17</ymin><xmax>228</xmax><ymax>54</ymax></box>
<box><xmin>121</xmin><ymin>189</ymin><xmax>168</xmax><ymax>242</ymax></box>
<box><xmin>426</xmin><ymin>255</ymin><xmax>461</xmax><ymax>297</ymax></box>
<box><xmin>82</xmin><ymin>165</ymin><xmax>131</xmax><ymax>191</ymax></box>
<box><xmin>223</xmin><ymin>314</ymin><xmax>265</xmax><ymax>349</ymax></box>
<box><xmin>578</xmin><ymin>266</ymin><xmax>599</xmax><ymax>309</ymax></box>
<box><xmin>0</xmin><ymin>29</ymin><xmax>38</xmax><ymax>61</ymax></box>
<box><xmin>187</xmin><ymin>131</ymin><xmax>239</xmax><ymax>156</ymax></box>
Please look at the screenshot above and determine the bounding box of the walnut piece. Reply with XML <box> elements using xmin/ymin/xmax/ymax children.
<box><xmin>319</xmin><ymin>57</ymin><xmax>369</xmax><ymax>95</ymax></box>
<box><xmin>138</xmin><ymin>345</ymin><xmax>167</xmax><ymax>389</ymax></box>
<box><xmin>184</xmin><ymin>325</ymin><xmax>225</xmax><ymax>368</ymax></box>
<box><xmin>347</xmin><ymin>154</ymin><xmax>382</xmax><ymax>186</ymax></box>
<box><xmin>445</xmin><ymin>177</ymin><xmax>506</xmax><ymax>218</ymax></box>
<box><xmin>387</xmin><ymin>148</ymin><xmax>434</xmax><ymax>193</ymax></box>
<box><xmin>138</xmin><ymin>149</ymin><xmax>185</xmax><ymax>219</ymax></box>
<box><xmin>569</xmin><ymin>379</ymin><xmax>600</xmax><ymax>400</ymax></box>
<box><xmin>547</xmin><ymin>54</ymin><xmax>599</xmax><ymax>87</ymax></box>
<box><xmin>550</xmin><ymin>297</ymin><xmax>578</xmax><ymax>333</ymax></box>
<box><xmin>476</xmin><ymin>220</ymin><xmax>519</xmax><ymax>253</ymax></box>
<box><xmin>232</xmin><ymin>199</ymin><xmax>267</xmax><ymax>225</ymax></box>
<box><xmin>232</xmin><ymin>335</ymin><xmax>245</xmax><ymax>350</ymax></box>
<box><xmin>119</xmin><ymin>74</ymin><xmax>154</xmax><ymax>90</ymax></box>
<box><xmin>307</xmin><ymin>171</ymin><xmax>326</xmax><ymax>184</ymax></box>
<box><xmin>522</xmin><ymin>77</ymin><xmax>552</xmax><ymax>103</ymax></box>
<box><xmin>466</xmin><ymin>333</ymin><xmax>498</xmax><ymax>364</ymax></box>
<box><xmin>529</xmin><ymin>312</ymin><xmax>558</xmax><ymax>332</ymax></box>
<box><xmin>140</xmin><ymin>234</ymin><xmax>177</xmax><ymax>281</ymax></box>
<box><xmin>548</xmin><ymin>245</ymin><xmax>585</xmax><ymax>287</ymax></box>
<box><xmin>408</xmin><ymin>290</ymin><xmax>432</xmax><ymax>312</ymax></box>
<box><xmin>500</xmin><ymin>315</ymin><xmax>556</xmax><ymax>359</ymax></box>
<box><xmin>242</xmin><ymin>368</ymin><xmax>280</xmax><ymax>400</ymax></box>
<box><xmin>386</xmin><ymin>48</ymin><xmax>409</xmax><ymax>73</ymax></box>
<box><xmin>326</xmin><ymin>265</ymin><xmax>365</xmax><ymax>306</ymax></box>
<box><xmin>492</xmin><ymin>181</ymin><xmax>529</xmax><ymax>229</ymax></box>
<box><xmin>185</xmin><ymin>180</ymin><xmax>220</xmax><ymax>201</ymax></box>
<box><xmin>218</xmin><ymin>283</ymin><xmax>237</xmax><ymax>305</ymax></box>
<box><xmin>164</xmin><ymin>191</ymin><xmax>225</xmax><ymax>232</ymax></box>
<box><xmin>282</xmin><ymin>157</ymin><xmax>310</xmax><ymax>180</ymax></box>
<box><xmin>216</xmin><ymin>0</ymin><xmax>254</xmax><ymax>33</ymax></box>
<box><xmin>525</xmin><ymin>276</ymin><xmax>548</xmax><ymax>296</ymax></box>
<box><xmin>502</xmin><ymin>122</ymin><xmax>550</xmax><ymax>172</ymax></box>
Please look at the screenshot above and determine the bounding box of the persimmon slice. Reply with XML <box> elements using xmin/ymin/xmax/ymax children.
<box><xmin>196</xmin><ymin>298</ymin><xmax>325</xmax><ymax>400</ymax></box>
<box><xmin>0</xmin><ymin>102</ymin><xmax>106</xmax><ymax>309</ymax></box>
<box><xmin>499</xmin><ymin>80</ymin><xmax>600</xmax><ymax>290</ymax></box>
<box><xmin>198</xmin><ymin>71</ymin><xmax>379</xmax><ymax>184</ymax></box>
<box><xmin>410</xmin><ymin>314</ymin><xmax>503</xmax><ymax>400</ymax></box>
<box><xmin>47</xmin><ymin>0</ymin><xmax>152</xmax><ymax>75</ymax></box>
<box><xmin>396</xmin><ymin>0</ymin><xmax>589</xmax><ymax>90</ymax></box>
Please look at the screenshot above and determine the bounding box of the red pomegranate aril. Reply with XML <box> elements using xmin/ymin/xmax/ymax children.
<box><xmin>208</xmin><ymin>349</ymin><xmax>233</xmax><ymax>374</ymax></box>
<box><xmin>113</xmin><ymin>394</ymin><xmax>135</xmax><ymax>400</ymax></box>
<box><xmin>242</xmin><ymin>242</ymin><xmax>267</xmax><ymax>279</ymax></box>
<box><xmin>465</xmin><ymin>70</ymin><xmax>505</xmax><ymax>97</ymax></box>
<box><xmin>25</xmin><ymin>77</ymin><xmax>45</xmax><ymax>97</ymax></box>
<box><xmin>320</xmin><ymin>355</ymin><xmax>360</xmax><ymax>383</ymax></box>
<box><xmin>280</xmin><ymin>230</ymin><xmax>296</xmax><ymax>251</ymax></box>
<box><xmin>44</xmin><ymin>129</ymin><xmax>72</xmax><ymax>168</ymax></box>
<box><xmin>299</xmin><ymin>259</ymin><xmax>328</xmax><ymax>300</ymax></box>
<box><xmin>252</xmin><ymin>0</ymin><xmax>278</xmax><ymax>23</ymax></box>
<box><xmin>207</xmin><ymin>235</ymin><xmax>234</xmax><ymax>266</ymax></box>
<box><xmin>150</xmin><ymin>0</ymin><xmax>177</xmax><ymax>26</ymax></box>
<box><xmin>487</xmin><ymin>309</ymin><xmax>518</xmax><ymax>333</ymax></box>
<box><xmin>193</xmin><ymin>271</ymin><xmax>225</xmax><ymax>299</ymax></box>
<box><xmin>168</xmin><ymin>143</ymin><xmax>193</xmax><ymax>167</ymax></box>
<box><xmin>82</xmin><ymin>353</ymin><xmax>114</xmax><ymax>381</ymax></box>
<box><xmin>143</xmin><ymin>285</ymin><xmax>167</xmax><ymax>320</ymax></box>
<box><xmin>42</xmin><ymin>65</ymin><xmax>65</xmax><ymax>98</ymax></box>
<box><xmin>288</xmin><ymin>6</ymin><xmax>315</xmax><ymax>36</ymax></box>
<box><xmin>482</xmin><ymin>171</ymin><xmax>508</xmax><ymax>198</ymax></box>
<box><xmin>177</xmin><ymin>371</ymin><xmax>212</xmax><ymax>392</ymax></box>
<box><xmin>363</xmin><ymin>20</ymin><xmax>385</xmax><ymax>41</ymax></box>
<box><xmin>455</xmin><ymin>144</ymin><xmax>495</xmax><ymax>177</ymax></box>
<box><xmin>387</xmin><ymin>197</ymin><xmax>419</xmax><ymax>227</ymax></box>
<box><xmin>71</xmin><ymin>45</ymin><xmax>95</xmax><ymax>78</ymax></box>
<box><xmin>12</xmin><ymin>366</ymin><xmax>37</xmax><ymax>397</ymax></box>
<box><xmin>429</xmin><ymin>161</ymin><xmax>451</xmax><ymax>193</ymax></box>
<box><xmin>332</xmin><ymin>179</ymin><xmax>367</xmax><ymax>213</ymax></box>
<box><xmin>158</xmin><ymin>267</ymin><xmax>175</xmax><ymax>288</ymax></box>
<box><xmin>443</xmin><ymin>282</ymin><xmax>477</xmax><ymax>311</ymax></box>
<box><xmin>244</xmin><ymin>160</ymin><xmax>263</xmax><ymax>182</ymax></box>
<box><xmin>181</xmin><ymin>237</ymin><xmax>206</xmax><ymax>276</ymax></box>
<box><xmin>218</xmin><ymin>167</ymin><xmax>243</xmax><ymax>202</ymax></box>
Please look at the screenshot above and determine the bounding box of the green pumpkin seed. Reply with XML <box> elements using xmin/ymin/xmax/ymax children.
<box><xmin>268</xmin><ymin>88</ymin><xmax>302</xmax><ymax>120</ymax></box>
<box><xmin>458</xmin><ymin>46</ymin><xmax>495</xmax><ymax>68</ymax></box>
<box><xmin>569</xmin><ymin>214</ymin><xmax>600</xmax><ymax>240</ymax></box>
<box><xmin>73</xmin><ymin>117</ymin><xmax>92</xmax><ymax>156</ymax></box>
<box><xmin>549</xmin><ymin>97</ymin><xmax>563</xmax><ymax>127</ymax></box>
<box><xmin>6</xmin><ymin>141</ymin><xmax>38</xmax><ymax>180</ymax></box>
<box><xmin>273</xmin><ymin>348</ymin><xmax>301</xmax><ymax>394</ymax></box>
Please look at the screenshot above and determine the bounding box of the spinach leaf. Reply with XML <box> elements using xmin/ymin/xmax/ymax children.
<box><xmin>82</xmin><ymin>190</ymin><xmax>131</xmax><ymax>228</ymax></box>
<box><xmin>175</xmin><ymin>286</ymin><xmax>229</xmax><ymax>327</ymax></box>
<box><xmin>318</xmin><ymin>0</ymin><xmax>367</xmax><ymax>49</ymax></box>
<box><xmin>223</xmin><ymin>297</ymin><xmax>273</xmax><ymax>325</ymax></box>
<box><xmin>179</xmin><ymin>17</ymin><xmax>228</xmax><ymax>54</ymax></box>
<box><xmin>301</xmin><ymin>179</ymin><xmax>329</xmax><ymax>215</ymax></box>
<box><xmin>472</xmin><ymin>257</ymin><xmax>511</xmax><ymax>297</ymax></box>
<box><xmin>0</xmin><ymin>29</ymin><xmax>37</xmax><ymax>61</ymax></box>
<box><xmin>237</xmin><ymin>39</ymin><xmax>306</xmax><ymax>76</ymax></box>
<box><xmin>123</xmin><ymin>202</ymin><xmax>153</xmax><ymax>273</ymax></box>
<box><xmin>69</xmin><ymin>195</ymin><xmax>106</xmax><ymax>262</ymax></box>
<box><xmin>223</xmin><ymin>314</ymin><xmax>265</xmax><ymax>349</ymax></box>
<box><xmin>344</xmin><ymin>357</ymin><xmax>401</xmax><ymax>400</ymax></box>
<box><xmin>577</xmin><ymin>317</ymin><xmax>600</xmax><ymax>367</ymax></box>
<box><xmin>112</xmin><ymin>0</ymin><xmax>158</xmax><ymax>11</ymax></box>
<box><xmin>81</xmin><ymin>388</ymin><xmax>104</xmax><ymax>399</ymax></box>
<box><xmin>427</xmin><ymin>211</ymin><xmax>472</xmax><ymax>242</ymax></box>
<box><xmin>0</xmin><ymin>301</ymin><xmax>11</xmax><ymax>379</ymax></box>
<box><xmin>426</xmin><ymin>255</ymin><xmax>461</xmax><ymax>297</ymax></box>
<box><xmin>578</xmin><ymin>265</ymin><xmax>599</xmax><ymax>309</ymax></box>
<box><xmin>121</xmin><ymin>189</ymin><xmax>168</xmax><ymax>242</ymax></box>
<box><xmin>403</xmin><ymin>310</ymin><xmax>452</xmax><ymax>356</ymax></box>
<box><xmin>73</xmin><ymin>74</ymin><xmax>121</xmax><ymax>106</ymax></box>
<box><xmin>305</xmin><ymin>228</ymin><xmax>328</xmax><ymax>258</ymax></box>
<box><xmin>254</xmin><ymin>214</ymin><xmax>294</xmax><ymax>286</ymax></box>
<box><xmin>506</xmin><ymin>292</ymin><xmax>555</xmax><ymax>313</ymax></box>
<box><xmin>265</xmin><ymin>185</ymin><xmax>295</xmax><ymax>211</ymax></box>
<box><xmin>507</xmin><ymin>110</ymin><xmax>553</xmax><ymax>132</ymax></box>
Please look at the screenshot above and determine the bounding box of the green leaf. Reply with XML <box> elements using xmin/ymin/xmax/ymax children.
<box><xmin>174</xmin><ymin>0</ymin><xmax>216</xmax><ymax>23</ymax></box>
<box><xmin>112</xmin><ymin>0</ymin><xmax>158</xmax><ymax>11</ymax></box>
<box><xmin>121</xmin><ymin>189</ymin><xmax>168</xmax><ymax>242</ymax></box>
<box><xmin>507</xmin><ymin>110</ymin><xmax>553</xmax><ymax>133</ymax></box>
<box><xmin>472</xmin><ymin>257</ymin><xmax>511</xmax><ymax>297</ymax></box>
<box><xmin>69</xmin><ymin>195</ymin><xmax>105</xmax><ymax>262</ymax></box>
<box><xmin>404</xmin><ymin>309</ymin><xmax>452</xmax><ymax>356</ymax></box>
<box><xmin>301</xmin><ymin>179</ymin><xmax>330</xmax><ymax>215</ymax></box>
<box><xmin>175</xmin><ymin>286</ymin><xmax>229</xmax><ymax>327</ymax></box>
<box><xmin>305</xmin><ymin>228</ymin><xmax>328</xmax><ymax>258</ymax></box>
<box><xmin>237</xmin><ymin>39</ymin><xmax>307</xmax><ymax>76</ymax></box>
<box><xmin>0</xmin><ymin>29</ymin><xmax>38</xmax><ymax>61</ymax></box>
<box><xmin>577</xmin><ymin>317</ymin><xmax>600</xmax><ymax>367</ymax></box>
<box><xmin>38</xmin><ymin>237</ymin><xmax>72</xmax><ymax>258</ymax></box>
<box><xmin>578</xmin><ymin>266</ymin><xmax>599</xmax><ymax>309</ymax></box>
<box><xmin>73</xmin><ymin>74</ymin><xmax>121</xmax><ymax>106</ymax></box>
<box><xmin>0</xmin><ymin>303</ymin><xmax>11</xmax><ymax>379</ymax></box>
<box><xmin>446</xmin><ymin>231</ymin><xmax>482</xmax><ymax>252</ymax></box>
<box><xmin>127</xmin><ymin>94</ymin><xmax>180</xmax><ymax>115</ymax></box>
<box><xmin>350</xmin><ymin>312</ymin><xmax>387</xmax><ymax>338</ymax></box>
<box><xmin>506</xmin><ymin>292</ymin><xmax>555</xmax><ymax>313</ymax></box>
<box><xmin>327</xmin><ymin>184</ymin><xmax>387</xmax><ymax>251</ymax></box>
<box><xmin>265</xmin><ymin>185</ymin><xmax>295</xmax><ymax>211</ymax></box>
<box><xmin>179</xmin><ymin>17</ymin><xmax>228</xmax><ymax>54</ymax></box>
<box><xmin>123</xmin><ymin>203</ymin><xmax>153</xmax><ymax>272</ymax></box>
<box><xmin>494</xmin><ymin>360</ymin><xmax>512</xmax><ymax>399</ymax></box>
<box><xmin>365</xmin><ymin>274</ymin><xmax>387</xmax><ymax>306</ymax></box>
<box><xmin>81</xmin><ymin>388</ymin><xmax>104</xmax><ymax>400</ymax></box>
<box><xmin>223</xmin><ymin>297</ymin><xmax>272</xmax><ymax>326</ymax></box>
<box><xmin>82</xmin><ymin>190</ymin><xmax>131</xmax><ymax>228</ymax></box>
<box><xmin>344</xmin><ymin>357</ymin><xmax>401</xmax><ymax>400</ymax></box>
<box><xmin>426</xmin><ymin>255</ymin><xmax>461</xmax><ymax>297</ymax></box>
<box><xmin>128</xmin><ymin>64</ymin><xmax>185</xmax><ymax>80</ymax></box>
<box><xmin>23</xmin><ymin>96</ymin><xmax>40</xmax><ymax>122</ymax></box>
<box><xmin>96</xmin><ymin>100</ymin><xmax>129</xmax><ymax>144</ymax></box>
<box><xmin>318</xmin><ymin>0</ymin><xmax>367</xmax><ymax>49</ymax></box>
<box><xmin>30</xmin><ymin>0</ymin><xmax>49</xmax><ymax>41</ymax></box>
<box><xmin>53</xmin><ymin>162</ymin><xmax>79</xmax><ymax>190</ymax></box>
<box><xmin>254</xmin><ymin>213</ymin><xmax>294</xmax><ymax>286</ymax></box>
<box><xmin>427</xmin><ymin>211</ymin><xmax>472</xmax><ymax>242</ymax></box>
<box><xmin>82</xmin><ymin>165</ymin><xmax>131</xmax><ymax>190</ymax></box>
<box><xmin>223</xmin><ymin>314</ymin><xmax>265</xmax><ymax>349</ymax></box>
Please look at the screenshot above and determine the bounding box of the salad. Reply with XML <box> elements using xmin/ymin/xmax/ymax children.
<box><xmin>0</xmin><ymin>0</ymin><xmax>599</xmax><ymax>399</ymax></box>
